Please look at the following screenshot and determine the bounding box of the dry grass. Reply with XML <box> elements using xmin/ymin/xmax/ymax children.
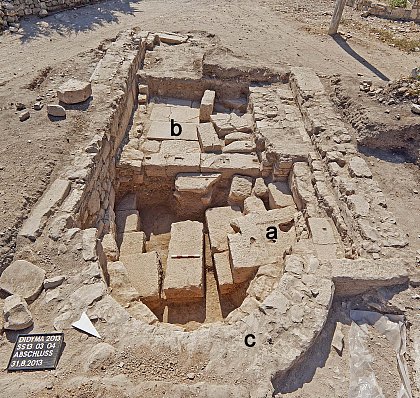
<box><xmin>370</xmin><ymin>27</ymin><xmax>420</xmax><ymax>52</ymax></box>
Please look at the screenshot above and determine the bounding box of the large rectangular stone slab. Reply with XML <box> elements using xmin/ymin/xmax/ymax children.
<box><xmin>307</xmin><ymin>217</ymin><xmax>338</xmax><ymax>260</ymax></box>
<box><xmin>197</xmin><ymin>123</ymin><xmax>222</xmax><ymax>153</ymax></box>
<box><xmin>116</xmin><ymin>210</ymin><xmax>141</xmax><ymax>233</ymax></box>
<box><xmin>331</xmin><ymin>258</ymin><xmax>409</xmax><ymax>296</ymax></box>
<box><xmin>213</xmin><ymin>251</ymin><xmax>234</xmax><ymax>294</ymax></box>
<box><xmin>160</xmin><ymin>140</ymin><xmax>201</xmax><ymax>156</ymax></box>
<box><xmin>200</xmin><ymin>154</ymin><xmax>260</xmax><ymax>178</ymax></box>
<box><xmin>163</xmin><ymin>220</ymin><xmax>204</xmax><ymax>301</ymax></box>
<box><xmin>175</xmin><ymin>173</ymin><xmax>221</xmax><ymax>194</ymax></box>
<box><xmin>228</xmin><ymin>233</ymin><xmax>277</xmax><ymax>284</ymax></box>
<box><xmin>19</xmin><ymin>179</ymin><xmax>71</xmax><ymax>241</ymax></box>
<box><xmin>206</xmin><ymin>206</ymin><xmax>242</xmax><ymax>254</ymax></box>
<box><xmin>121</xmin><ymin>251</ymin><xmax>162</xmax><ymax>302</ymax></box>
<box><xmin>118</xmin><ymin>231</ymin><xmax>146</xmax><ymax>258</ymax></box>
<box><xmin>147</xmin><ymin>121</ymin><xmax>198</xmax><ymax>141</ymax></box>
<box><xmin>268</xmin><ymin>182</ymin><xmax>295</xmax><ymax>209</ymax></box>
<box><xmin>170</xmin><ymin>105</ymin><xmax>199</xmax><ymax>123</ymax></box>
<box><xmin>143</xmin><ymin>153</ymin><xmax>201</xmax><ymax>177</ymax></box>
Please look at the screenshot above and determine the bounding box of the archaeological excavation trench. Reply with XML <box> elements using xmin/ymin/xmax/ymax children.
<box><xmin>3</xmin><ymin>30</ymin><xmax>414</xmax><ymax>396</ymax></box>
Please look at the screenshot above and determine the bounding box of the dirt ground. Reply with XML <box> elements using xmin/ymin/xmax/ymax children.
<box><xmin>0</xmin><ymin>0</ymin><xmax>419</xmax><ymax>396</ymax></box>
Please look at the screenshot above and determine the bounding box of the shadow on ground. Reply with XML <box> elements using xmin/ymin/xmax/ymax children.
<box><xmin>18</xmin><ymin>0</ymin><xmax>141</xmax><ymax>43</ymax></box>
<box><xmin>331</xmin><ymin>34</ymin><xmax>390</xmax><ymax>82</ymax></box>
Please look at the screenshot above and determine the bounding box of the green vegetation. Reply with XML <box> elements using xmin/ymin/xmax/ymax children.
<box><xmin>389</xmin><ymin>0</ymin><xmax>407</xmax><ymax>8</ymax></box>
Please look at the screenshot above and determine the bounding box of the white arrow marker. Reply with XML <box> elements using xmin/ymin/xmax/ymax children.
<box><xmin>71</xmin><ymin>312</ymin><xmax>101</xmax><ymax>338</ymax></box>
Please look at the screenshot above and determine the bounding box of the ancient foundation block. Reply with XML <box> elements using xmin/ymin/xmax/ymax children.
<box><xmin>118</xmin><ymin>231</ymin><xmax>146</xmax><ymax>258</ymax></box>
<box><xmin>268</xmin><ymin>182</ymin><xmax>295</xmax><ymax>209</ymax></box>
<box><xmin>116</xmin><ymin>210</ymin><xmax>141</xmax><ymax>233</ymax></box>
<box><xmin>200</xmin><ymin>90</ymin><xmax>215</xmax><ymax>122</ymax></box>
<box><xmin>213</xmin><ymin>251</ymin><xmax>235</xmax><ymax>295</ymax></box>
<box><xmin>228</xmin><ymin>175</ymin><xmax>253</xmax><ymax>206</ymax></box>
<box><xmin>197</xmin><ymin>122</ymin><xmax>222</xmax><ymax>153</ymax></box>
<box><xmin>163</xmin><ymin>220</ymin><xmax>204</xmax><ymax>301</ymax></box>
<box><xmin>120</xmin><ymin>251</ymin><xmax>162</xmax><ymax>303</ymax></box>
<box><xmin>206</xmin><ymin>206</ymin><xmax>242</xmax><ymax>254</ymax></box>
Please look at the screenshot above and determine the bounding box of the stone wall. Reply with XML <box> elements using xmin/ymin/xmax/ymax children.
<box><xmin>0</xmin><ymin>0</ymin><xmax>98</xmax><ymax>31</ymax></box>
<box><xmin>347</xmin><ymin>0</ymin><xmax>420</xmax><ymax>21</ymax></box>
<box><xmin>16</xmin><ymin>29</ymin><xmax>148</xmax><ymax>250</ymax></box>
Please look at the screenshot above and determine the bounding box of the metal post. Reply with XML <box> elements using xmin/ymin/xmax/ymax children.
<box><xmin>328</xmin><ymin>0</ymin><xmax>346</xmax><ymax>36</ymax></box>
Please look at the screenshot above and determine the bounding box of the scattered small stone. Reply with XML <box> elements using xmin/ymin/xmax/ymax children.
<box><xmin>384</xmin><ymin>109</ymin><xmax>390</xmax><ymax>114</ymax></box>
<box><xmin>47</xmin><ymin>104</ymin><xmax>66</xmax><ymax>117</ymax></box>
<box><xmin>19</xmin><ymin>110</ymin><xmax>30</xmax><ymax>121</ymax></box>
<box><xmin>16</xmin><ymin>102</ymin><xmax>26</xmax><ymax>111</ymax></box>
<box><xmin>186</xmin><ymin>372</ymin><xmax>196</xmax><ymax>380</ymax></box>
<box><xmin>411</xmin><ymin>103</ymin><xmax>420</xmax><ymax>115</ymax></box>
<box><xmin>413</xmin><ymin>189</ymin><xmax>419</xmax><ymax>194</ymax></box>
<box><xmin>33</xmin><ymin>102</ymin><xmax>43</xmax><ymax>111</ymax></box>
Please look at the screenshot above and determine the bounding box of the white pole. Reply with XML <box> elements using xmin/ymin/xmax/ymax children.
<box><xmin>329</xmin><ymin>0</ymin><xmax>347</xmax><ymax>35</ymax></box>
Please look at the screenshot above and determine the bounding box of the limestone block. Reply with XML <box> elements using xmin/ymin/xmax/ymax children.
<box><xmin>44</xmin><ymin>276</ymin><xmax>65</xmax><ymax>290</ymax></box>
<box><xmin>210</xmin><ymin>113</ymin><xmax>235</xmax><ymax>137</ymax></box>
<box><xmin>163</xmin><ymin>221</ymin><xmax>204</xmax><ymax>300</ymax></box>
<box><xmin>331</xmin><ymin>258</ymin><xmax>409</xmax><ymax>295</ymax></box>
<box><xmin>206</xmin><ymin>206</ymin><xmax>242</xmax><ymax>254</ymax></box>
<box><xmin>3</xmin><ymin>295</ymin><xmax>33</xmax><ymax>330</ymax></box>
<box><xmin>115</xmin><ymin>210</ymin><xmax>141</xmax><ymax>233</ymax></box>
<box><xmin>101</xmin><ymin>233</ymin><xmax>119</xmax><ymax>261</ymax></box>
<box><xmin>228</xmin><ymin>175</ymin><xmax>253</xmax><ymax>205</ymax></box>
<box><xmin>348</xmin><ymin>156</ymin><xmax>372</xmax><ymax>178</ymax></box>
<box><xmin>232</xmin><ymin>207</ymin><xmax>296</xmax><ymax>236</ymax></box>
<box><xmin>200</xmin><ymin>90</ymin><xmax>215</xmax><ymax>122</ymax></box>
<box><xmin>175</xmin><ymin>173</ymin><xmax>221</xmax><ymax>194</ymax></box>
<box><xmin>141</xmin><ymin>140</ymin><xmax>161</xmax><ymax>154</ymax></box>
<box><xmin>243</xmin><ymin>196</ymin><xmax>266</xmax><ymax>215</ymax></box>
<box><xmin>107</xmin><ymin>261</ymin><xmax>141</xmax><ymax>303</ymax></box>
<box><xmin>200</xmin><ymin>153</ymin><xmax>260</xmax><ymax>178</ymax></box>
<box><xmin>87</xmin><ymin>189</ymin><xmax>100</xmax><ymax>215</ymax></box>
<box><xmin>160</xmin><ymin>140</ymin><xmax>201</xmax><ymax>156</ymax></box>
<box><xmin>47</xmin><ymin>104</ymin><xmax>66</xmax><ymax>117</ymax></box>
<box><xmin>82</xmin><ymin>228</ymin><xmax>98</xmax><ymax>261</ymax></box>
<box><xmin>150</xmin><ymin>104</ymin><xmax>171</xmax><ymax>122</ymax></box>
<box><xmin>157</xmin><ymin>32</ymin><xmax>188</xmax><ymax>44</ymax></box>
<box><xmin>346</xmin><ymin>194</ymin><xmax>370</xmax><ymax>217</ymax></box>
<box><xmin>171</xmin><ymin>106</ymin><xmax>199</xmax><ymax>123</ymax></box>
<box><xmin>228</xmin><ymin>233</ymin><xmax>277</xmax><ymax>284</ymax></box>
<box><xmin>19</xmin><ymin>179</ymin><xmax>71</xmax><ymax>241</ymax></box>
<box><xmin>213</xmin><ymin>251</ymin><xmax>234</xmax><ymax>294</ymax></box>
<box><xmin>268</xmin><ymin>182</ymin><xmax>295</xmax><ymax>209</ymax></box>
<box><xmin>224</xmin><ymin>132</ymin><xmax>252</xmax><ymax>145</ymax></box>
<box><xmin>57</xmin><ymin>79</ymin><xmax>92</xmax><ymax>104</ymax></box>
<box><xmin>222</xmin><ymin>140</ymin><xmax>256</xmax><ymax>154</ymax></box>
<box><xmin>147</xmin><ymin>121</ymin><xmax>198</xmax><ymax>141</ymax></box>
<box><xmin>118</xmin><ymin>231</ymin><xmax>146</xmax><ymax>257</ymax></box>
<box><xmin>121</xmin><ymin>251</ymin><xmax>162</xmax><ymax>302</ymax></box>
<box><xmin>197</xmin><ymin>122</ymin><xmax>221</xmax><ymax>153</ymax></box>
<box><xmin>165</xmin><ymin>154</ymin><xmax>201</xmax><ymax>177</ymax></box>
<box><xmin>307</xmin><ymin>218</ymin><xmax>336</xmax><ymax>245</ymax></box>
<box><xmin>230</xmin><ymin>113</ymin><xmax>254</xmax><ymax>133</ymax></box>
<box><xmin>252</xmin><ymin>177</ymin><xmax>269</xmax><ymax>199</ymax></box>
<box><xmin>0</xmin><ymin>260</ymin><xmax>45</xmax><ymax>302</ymax></box>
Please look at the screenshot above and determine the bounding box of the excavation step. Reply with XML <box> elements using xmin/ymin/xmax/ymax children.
<box><xmin>163</xmin><ymin>220</ymin><xmax>204</xmax><ymax>301</ymax></box>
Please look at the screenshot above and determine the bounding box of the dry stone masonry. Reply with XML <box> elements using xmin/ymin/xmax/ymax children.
<box><xmin>1</xmin><ymin>29</ymin><xmax>416</xmax><ymax>397</ymax></box>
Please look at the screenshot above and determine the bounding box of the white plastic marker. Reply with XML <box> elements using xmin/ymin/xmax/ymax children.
<box><xmin>71</xmin><ymin>312</ymin><xmax>101</xmax><ymax>338</ymax></box>
<box><xmin>170</xmin><ymin>254</ymin><xmax>201</xmax><ymax>259</ymax></box>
